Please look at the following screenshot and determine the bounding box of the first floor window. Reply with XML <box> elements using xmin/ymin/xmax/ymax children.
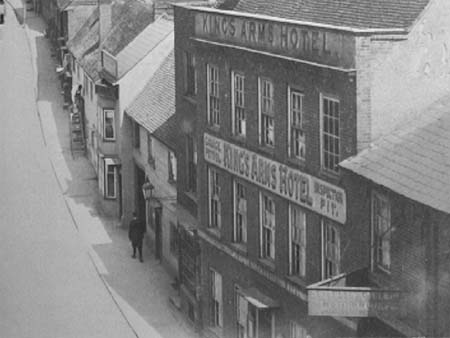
<box><xmin>103</xmin><ymin>109</ymin><xmax>115</xmax><ymax>140</ymax></box>
<box><xmin>260</xmin><ymin>193</ymin><xmax>275</xmax><ymax>260</ymax></box>
<box><xmin>323</xmin><ymin>220</ymin><xmax>340</xmax><ymax>279</ymax></box>
<box><xmin>210</xmin><ymin>269</ymin><xmax>222</xmax><ymax>327</ymax></box>
<box><xmin>184</xmin><ymin>51</ymin><xmax>197</xmax><ymax>96</ymax></box>
<box><xmin>207</xmin><ymin>64</ymin><xmax>220</xmax><ymax>126</ymax></box>
<box><xmin>234</xmin><ymin>181</ymin><xmax>247</xmax><ymax>244</ymax></box>
<box><xmin>289</xmin><ymin>88</ymin><xmax>305</xmax><ymax>160</ymax></box>
<box><xmin>208</xmin><ymin>168</ymin><xmax>221</xmax><ymax>228</ymax></box>
<box><xmin>321</xmin><ymin>96</ymin><xmax>340</xmax><ymax>172</ymax></box>
<box><xmin>104</xmin><ymin>162</ymin><xmax>117</xmax><ymax>199</ymax></box>
<box><xmin>168</xmin><ymin>151</ymin><xmax>177</xmax><ymax>183</ymax></box>
<box><xmin>290</xmin><ymin>205</ymin><xmax>306</xmax><ymax>277</ymax></box>
<box><xmin>259</xmin><ymin>78</ymin><xmax>275</xmax><ymax>147</ymax></box>
<box><xmin>232</xmin><ymin>72</ymin><xmax>246</xmax><ymax>137</ymax></box>
<box><xmin>372</xmin><ymin>191</ymin><xmax>391</xmax><ymax>272</ymax></box>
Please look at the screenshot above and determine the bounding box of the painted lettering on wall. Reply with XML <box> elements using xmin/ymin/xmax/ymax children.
<box><xmin>195</xmin><ymin>13</ymin><xmax>355</xmax><ymax>68</ymax></box>
<box><xmin>204</xmin><ymin>133</ymin><xmax>346</xmax><ymax>223</ymax></box>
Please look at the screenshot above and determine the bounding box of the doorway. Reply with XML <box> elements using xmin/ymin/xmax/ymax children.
<box><xmin>135</xmin><ymin>165</ymin><xmax>146</xmax><ymax>223</ymax></box>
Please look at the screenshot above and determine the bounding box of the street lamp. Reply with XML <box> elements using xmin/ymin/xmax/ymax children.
<box><xmin>142</xmin><ymin>177</ymin><xmax>154</xmax><ymax>201</ymax></box>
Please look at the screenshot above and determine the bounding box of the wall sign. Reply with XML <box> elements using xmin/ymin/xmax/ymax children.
<box><xmin>204</xmin><ymin>133</ymin><xmax>346</xmax><ymax>223</ymax></box>
<box><xmin>194</xmin><ymin>12</ymin><xmax>355</xmax><ymax>68</ymax></box>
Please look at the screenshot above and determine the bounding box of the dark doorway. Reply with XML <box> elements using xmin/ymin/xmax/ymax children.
<box><xmin>154</xmin><ymin>207</ymin><xmax>162</xmax><ymax>260</ymax></box>
<box><xmin>135</xmin><ymin>165</ymin><xmax>146</xmax><ymax>223</ymax></box>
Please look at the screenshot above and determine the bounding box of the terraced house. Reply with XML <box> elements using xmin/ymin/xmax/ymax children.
<box><xmin>173</xmin><ymin>0</ymin><xmax>450</xmax><ymax>337</ymax></box>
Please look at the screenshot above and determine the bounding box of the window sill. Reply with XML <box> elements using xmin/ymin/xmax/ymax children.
<box><xmin>319</xmin><ymin>168</ymin><xmax>340</xmax><ymax>181</ymax></box>
<box><xmin>230</xmin><ymin>242</ymin><xmax>247</xmax><ymax>254</ymax></box>
<box><xmin>287</xmin><ymin>157</ymin><xmax>306</xmax><ymax>169</ymax></box>
<box><xmin>258</xmin><ymin>145</ymin><xmax>275</xmax><ymax>156</ymax></box>
<box><xmin>102</xmin><ymin>138</ymin><xmax>116</xmax><ymax>143</ymax></box>
<box><xmin>206</xmin><ymin>227</ymin><xmax>221</xmax><ymax>239</ymax></box>
<box><xmin>286</xmin><ymin>275</ymin><xmax>307</xmax><ymax>289</ymax></box>
<box><xmin>183</xmin><ymin>95</ymin><xmax>197</xmax><ymax>105</ymax></box>
<box><xmin>258</xmin><ymin>258</ymin><xmax>275</xmax><ymax>271</ymax></box>
<box><xmin>104</xmin><ymin>195</ymin><xmax>117</xmax><ymax>200</ymax></box>
<box><xmin>184</xmin><ymin>191</ymin><xmax>198</xmax><ymax>203</ymax></box>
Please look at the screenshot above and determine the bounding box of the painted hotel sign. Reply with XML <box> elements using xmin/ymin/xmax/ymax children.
<box><xmin>204</xmin><ymin>133</ymin><xmax>346</xmax><ymax>223</ymax></box>
<box><xmin>195</xmin><ymin>12</ymin><xmax>355</xmax><ymax>68</ymax></box>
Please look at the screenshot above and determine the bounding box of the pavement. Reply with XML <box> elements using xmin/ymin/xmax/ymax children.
<box><xmin>1</xmin><ymin>3</ymin><xmax>199</xmax><ymax>338</ymax></box>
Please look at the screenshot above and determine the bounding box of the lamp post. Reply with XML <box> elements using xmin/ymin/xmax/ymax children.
<box><xmin>142</xmin><ymin>177</ymin><xmax>154</xmax><ymax>201</ymax></box>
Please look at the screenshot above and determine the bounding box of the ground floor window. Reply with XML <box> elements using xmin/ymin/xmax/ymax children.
<box><xmin>210</xmin><ymin>269</ymin><xmax>223</xmax><ymax>328</ymax></box>
<box><xmin>99</xmin><ymin>157</ymin><xmax>119</xmax><ymax>199</ymax></box>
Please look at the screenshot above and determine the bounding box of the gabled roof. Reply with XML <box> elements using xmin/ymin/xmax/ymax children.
<box><xmin>341</xmin><ymin>95</ymin><xmax>450</xmax><ymax>214</ymax></box>
<box><xmin>116</xmin><ymin>16</ymin><xmax>173</xmax><ymax>78</ymax></box>
<box><xmin>102</xmin><ymin>0</ymin><xmax>154</xmax><ymax>56</ymax></box>
<box><xmin>234</xmin><ymin>0</ymin><xmax>431</xmax><ymax>30</ymax></box>
<box><xmin>67</xmin><ymin>7</ymin><xmax>99</xmax><ymax>60</ymax></box>
<box><xmin>126</xmin><ymin>51</ymin><xmax>176</xmax><ymax>148</ymax></box>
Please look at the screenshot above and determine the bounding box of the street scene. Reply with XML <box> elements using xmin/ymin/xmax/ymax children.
<box><xmin>0</xmin><ymin>0</ymin><xmax>450</xmax><ymax>337</ymax></box>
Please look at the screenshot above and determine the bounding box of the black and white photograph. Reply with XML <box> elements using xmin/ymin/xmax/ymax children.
<box><xmin>0</xmin><ymin>0</ymin><xmax>448</xmax><ymax>337</ymax></box>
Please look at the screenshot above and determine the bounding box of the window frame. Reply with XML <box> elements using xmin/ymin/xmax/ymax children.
<box><xmin>320</xmin><ymin>94</ymin><xmax>341</xmax><ymax>173</ymax></box>
<box><xmin>233</xmin><ymin>180</ymin><xmax>247</xmax><ymax>245</ymax></box>
<box><xmin>289</xmin><ymin>204</ymin><xmax>306</xmax><ymax>278</ymax></box>
<box><xmin>210</xmin><ymin>269</ymin><xmax>223</xmax><ymax>328</ymax></box>
<box><xmin>288</xmin><ymin>87</ymin><xmax>306</xmax><ymax>161</ymax></box>
<box><xmin>208</xmin><ymin>167</ymin><xmax>221</xmax><ymax>229</ymax></box>
<box><xmin>168</xmin><ymin>150</ymin><xmax>177</xmax><ymax>184</ymax></box>
<box><xmin>258</xmin><ymin>77</ymin><xmax>275</xmax><ymax>148</ymax></box>
<box><xmin>207</xmin><ymin>64</ymin><xmax>220</xmax><ymax>127</ymax></box>
<box><xmin>184</xmin><ymin>51</ymin><xmax>197</xmax><ymax>96</ymax></box>
<box><xmin>321</xmin><ymin>219</ymin><xmax>340</xmax><ymax>280</ymax></box>
<box><xmin>260</xmin><ymin>192</ymin><xmax>276</xmax><ymax>261</ymax></box>
<box><xmin>104</xmin><ymin>162</ymin><xmax>117</xmax><ymax>199</ymax></box>
<box><xmin>103</xmin><ymin>108</ymin><xmax>115</xmax><ymax>141</ymax></box>
<box><xmin>371</xmin><ymin>191</ymin><xmax>391</xmax><ymax>273</ymax></box>
<box><xmin>186</xmin><ymin>134</ymin><xmax>197</xmax><ymax>194</ymax></box>
<box><xmin>231</xmin><ymin>71</ymin><xmax>246</xmax><ymax>138</ymax></box>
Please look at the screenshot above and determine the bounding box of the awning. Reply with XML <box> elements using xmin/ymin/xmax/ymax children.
<box><xmin>241</xmin><ymin>287</ymin><xmax>279</xmax><ymax>309</ymax></box>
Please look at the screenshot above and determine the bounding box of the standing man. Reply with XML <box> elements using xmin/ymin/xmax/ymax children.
<box><xmin>128</xmin><ymin>212</ymin><xmax>146</xmax><ymax>262</ymax></box>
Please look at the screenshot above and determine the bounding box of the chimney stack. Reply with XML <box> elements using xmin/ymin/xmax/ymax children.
<box><xmin>99</xmin><ymin>0</ymin><xmax>112</xmax><ymax>43</ymax></box>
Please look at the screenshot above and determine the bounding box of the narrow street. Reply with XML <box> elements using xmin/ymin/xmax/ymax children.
<box><xmin>0</xmin><ymin>4</ymin><xmax>197</xmax><ymax>338</ymax></box>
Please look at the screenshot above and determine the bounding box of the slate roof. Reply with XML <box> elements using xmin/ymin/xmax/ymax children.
<box><xmin>340</xmin><ymin>95</ymin><xmax>450</xmax><ymax>214</ymax></box>
<box><xmin>102</xmin><ymin>0</ymin><xmax>154</xmax><ymax>56</ymax></box>
<box><xmin>126</xmin><ymin>51</ymin><xmax>176</xmax><ymax>149</ymax></box>
<box><xmin>67</xmin><ymin>7</ymin><xmax>99</xmax><ymax>60</ymax></box>
<box><xmin>116</xmin><ymin>16</ymin><xmax>173</xmax><ymax>78</ymax></box>
<box><xmin>234</xmin><ymin>0</ymin><xmax>431</xmax><ymax>30</ymax></box>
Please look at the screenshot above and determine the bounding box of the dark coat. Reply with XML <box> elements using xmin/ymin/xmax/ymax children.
<box><xmin>128</xmin><ymin>217</ymin><xmax>146</xmax><ymax>243</ymax></box>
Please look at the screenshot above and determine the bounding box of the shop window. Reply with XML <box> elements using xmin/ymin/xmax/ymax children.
<box><xmin>184</xmin><ymin>51</ymin><xmax>196</xmax><ymax>96</ymax></box>
<box><xmin>233</xmin><ymin>180</ymin><xmax>247</xmax><ymax>244</ymax></box>
<box><xmin>289</xmin><ymin>205</ymin><xmax>306</xmax><ymax>277</ymax></box>
<box><xmin>260</xmin><ymin>193</ymin><xmax>275</xmax><ymax>260</ymax></box>
<box><xmin>322</xmin><ymin>219</ymin><xmax>340</xmax><ymax>279</ymax></box>
<box><xmin>186</xmin><ymin>134</ymin><xmax>197</xmax><ymax>194</ymax></box>
<box><xmin>372</xmin><ymin>192</ymin><xmax>391</xmax><ymax>272</ymax></box>
<box><xmin>290</xmin><ymin>322</ymin><xmax>310</xmax><ymax>338</ymax></box>
<box><xmin>169</xmin><ymin>222</ymin><xmax>178</xmax><ymax>256</ymax></box>
<box><xmin>259</xmin><ymin>78</ymin><xmax>275</xmax><ymax>147</ymax></box>
<box><xmin>232</xmin><ymin>71</ymin><xmax>246</xmax><ymax>137</ymax></box>
<box><xmin>210</xmin><ymin>269</ymin><xmax>223</xmax><ymax>328</ymax></box>
<box><xmin>207</xmin><ymin>64</ymin><xmax>220</xmax><ymax>127</ymax></box>
<box><xmin>208</xmin><ymin>167</ymin><xmax>221</xmax><ymax>229</ymax></box>
<box><xmin>321</xmin><ymin>96</ymin><xmax>340</xmax><ymax>173</ymax></box>
<box><xmin>168</xmin><ymin>150</ymin><xmax>177</xmax><ymax>184</ymax></box>
<box><xmin>289</xmin><ymin>88</ymin><xmax>305</xmax><ymax>160</ymax></box>
<box><xmin>103</xmin><ymin>108</ymin><xmax>115</xmax><ymax>141</ymax></box>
